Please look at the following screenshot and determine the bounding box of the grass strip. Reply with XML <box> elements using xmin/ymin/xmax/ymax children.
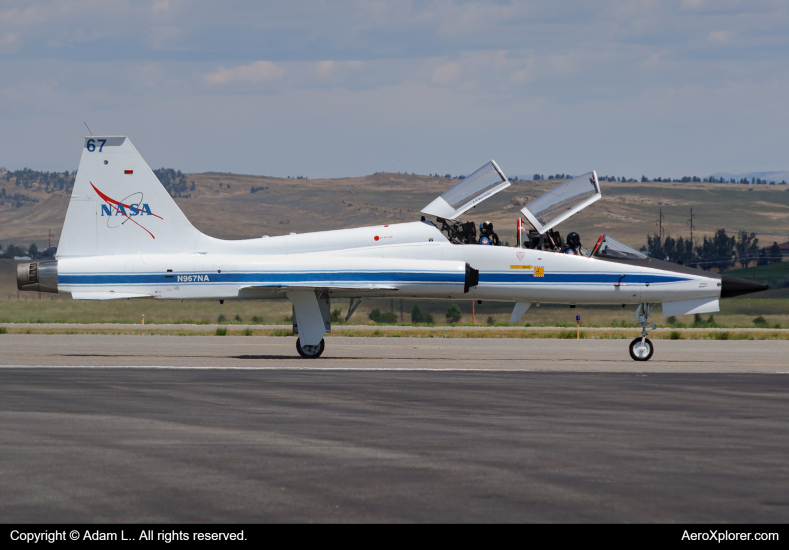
<box><xmin>0</xmin><ymin>326</ymin><xmax>787</xmax><ymax>340</ymax></box>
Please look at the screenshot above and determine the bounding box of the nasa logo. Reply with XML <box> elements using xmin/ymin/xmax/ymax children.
<box><xmin>90</xmin><ymin>182</ymin><xmax>163</xmax><ymax>239</ymax></box>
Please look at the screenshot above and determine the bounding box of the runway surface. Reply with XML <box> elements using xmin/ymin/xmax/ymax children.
<box><xmin>1</xmin><ymin>335</ymin><xmax>788</xmax><ymax>522</ymax></box>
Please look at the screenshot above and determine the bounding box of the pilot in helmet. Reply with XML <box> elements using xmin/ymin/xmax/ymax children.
<box><xmin>565</xmin><ymin>232</ymin><xmax>581</xmax><ymax>254</ymax></box>
<box><xmin>479</xmin><ymin>221</ymin><xmax>501</xmax><ymax>246</ymax></box>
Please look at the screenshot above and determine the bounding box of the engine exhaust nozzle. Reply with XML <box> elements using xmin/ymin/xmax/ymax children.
<box><xmin>16</xmin><ymin>261</ymin><xmax>58</xmax><ymax>293</ymax></box>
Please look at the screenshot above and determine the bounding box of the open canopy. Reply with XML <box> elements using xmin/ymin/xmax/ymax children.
<box><xmin>520</xmin><ymin>171</ymin><xmax>601</xmax><ymax>234</ymax></box>
<box><xmin>421</xmin><ymin>161</ymin><xmax>510</xmax><ymax>220</ymax></box>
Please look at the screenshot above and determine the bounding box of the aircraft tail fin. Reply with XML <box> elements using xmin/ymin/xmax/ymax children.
<box><xmin>58</xmin><ymin>136</ymin><xmax>202</xmax><ymax>257</ymax></box>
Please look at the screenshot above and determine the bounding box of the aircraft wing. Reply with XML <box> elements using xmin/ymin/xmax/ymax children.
<box><xmin>71</xmin><ymin>291</ymin><xmax>153</xmax><ymax>300</ymax></box>
<box><xmin>238</xmin><ymin>284</ymin><xmax>399</xmax><ymax>298</ymax></box>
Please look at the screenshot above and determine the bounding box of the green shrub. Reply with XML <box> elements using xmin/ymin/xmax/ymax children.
<box><xmin>667</xmin><ymin>316</ymin><xmax>677</xmax><ymax>325</ymax></box>
<box><xmin>411</xmin><ymin>304</ymin><xmax>435</xmax><ymax>324</ymax></box>
<box><xmin>445</xmin><ymin>304</ymin><xmax>462</xmax><ymax>324</ymax></box>
<box><xmin>251</xmin><ymin>316</ymin><xmax>262</xmax><ymax>323</ymax></box>
<box><xmin>558</xmin><ymin>330</ymin><xmax>584</xmax><ymax>339</ymax></box>
<box><xmin>713</xmin><ymin>331</ymin><xmax>730</xmax><ymax>340</ymax></box>
<box><xmin>234</xmin><ymin>314</ymin><xmax>242</xmax><ymax>322</ymax></box>
<box><xmin>753</xmin><ymin>316</ymin><xmax>768</xmax><ymax>326</ymax></box>
<box><xmin>486</xmin><ymin>316</ymin><xmax>495</xmax><ymax>326</ymax></box>
<box><xmin>242</xmin><ymin>328</ymin><xmax>253</xmax><ymax>336</ymax></box>
<box><xmin>369</xmin><ymin>309</ymin><xmax>398</xmax><ymax>324</ymax></box>
<box><xmin>331</xmin><ymin>308</ymin><xmax>343</xmax><ymax>324</ymax></box>
<box><xmin>217</xmin><ymin>314</ymin><xmax>227</xmax><ymax>323</ymax></box>
<box><xmin>669</xmin><ymin>331</ymin><xmax>682</xmax><ymax>340</ymax></box>
<box><xmin>215</xmin><ymin>327</ymin><xmax>227</xmax><ymax>336</ymax></box>
<box><xmin>0</xmin><ymin>327</ymin><xmax>6</xmax><ymax>334</ymax></box>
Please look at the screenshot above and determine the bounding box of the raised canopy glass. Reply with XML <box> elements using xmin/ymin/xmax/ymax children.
<box><xmin>421</xmin><ymin>161</ymin><xmax>510</xmax><ymax>220</ymax></box>
<box><xmin>520</xmin><ymin>171</ymin><xmax>601</xmax><ymax>234</ymax></box>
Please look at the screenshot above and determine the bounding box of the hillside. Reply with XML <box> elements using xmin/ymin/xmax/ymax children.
<box><xmin>2</xmin><ymin>171</ymin><xmax>789</xmax><ymax>251</ymax></box>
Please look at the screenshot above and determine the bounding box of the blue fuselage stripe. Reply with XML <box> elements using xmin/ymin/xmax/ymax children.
<box><xmin>58</xmin><ymin>271</ymin><xmax>691</xmax><ymax>286</ymax></box>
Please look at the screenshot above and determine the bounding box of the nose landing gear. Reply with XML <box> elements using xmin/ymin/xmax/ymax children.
<box><xmin>629</xmin><ymin>304</ymin><xmax>656</xmax><ymax>361</ymax></box>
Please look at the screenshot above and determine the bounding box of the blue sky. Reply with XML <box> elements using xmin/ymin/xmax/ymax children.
<box><xmin>1</xmin><ymin>0</ymin><xmax>787</xmax><ymax>178</ymax></box>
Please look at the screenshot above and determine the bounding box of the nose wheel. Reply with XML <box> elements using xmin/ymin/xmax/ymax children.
<box><xmin>630</xmin><ymin>304</ymin><xmax>656</xmax><ymax>361</ymax></box>
<box><xmin>629</xmin><ymin>337</ymin><xmax>654</xmax><ymax>361</ymax></box>
<box><xmin>297</xmin><ymin>338</ymin><xmax>325</xmax><ymax>358</ymax></box>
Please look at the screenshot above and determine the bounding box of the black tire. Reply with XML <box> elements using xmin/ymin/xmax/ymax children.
<box><xmin>629</xmin><ymin>337</ymin><xmax>654</xmax><ymax>361</ymax></box>
<box><xmin>296</xmin><ymin>338</ymin><xmax>325</xmax><ymax>358</ymax></box>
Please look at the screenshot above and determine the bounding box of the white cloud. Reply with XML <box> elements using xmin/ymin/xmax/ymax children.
<box><xmin>0</xmin><ymin>32</ymin><xmax>20</xmax><ymax>52</ymax></box>
<box><xmin>708</xmin><ymin>30</ymin><xmax>733</xmax><ymax>44</ymax></box>
<box><xmin>204</xmin><ymin>61</ymin><xmax>285</xmax><ymax>85</ymax></box>
<box><xmin>430</xmin><ymin>62</ymin><xmax>460</xmax><ymax>85</ymax></box>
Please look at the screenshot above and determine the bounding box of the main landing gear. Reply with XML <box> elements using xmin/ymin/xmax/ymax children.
<box><xmin>629</xmin><ymin>303</ymin><xmax>656</xmax><ymax>362</ymax></box>
<box><xmin>296</xmin><ymin>338</ymin><xmax>325</xmax><ymax>358</ymax></box>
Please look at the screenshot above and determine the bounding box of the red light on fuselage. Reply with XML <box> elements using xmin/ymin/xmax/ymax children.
<box><xmin>124</xmin><ymin>170</ymin><xmax>133</xmax><ymax>174</ymax></box>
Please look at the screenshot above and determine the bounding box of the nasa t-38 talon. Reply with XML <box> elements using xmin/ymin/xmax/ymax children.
<box><xmin>17</xmin><ymin>136</ymin><xmax>768</xmax><ymax>360</ymax></box>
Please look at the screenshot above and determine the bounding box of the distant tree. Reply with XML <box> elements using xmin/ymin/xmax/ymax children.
<box><xmin>27</xmin><ymin>243</ymin><xmax>38</xmax><ymax>258</ymax></box>
<box><xmin>410</xmin><ymin>304</ymin><xmax>434</xmax><ymax>324</ymax></box>
<box><xmin>696</xmin><ymin>229</ymin><xmax>736</xmax><ymax>272</ymax></box>
<box><xmin>646</xmin><ymin>234</ymin><xmax>694</xmax><ymax>263</ymax></box>
<box><xmin>369</xmin><ymin>309</ymin><xmax>397</xmax><ymax>324</ymax></box>
<box><xmin>755</xmin><ymin>242</ymin><xmax>781</xmax><ymax>266</ymax></box>
<box><xmin>735</xmin><ymin>231</ymin><xmax>759</xmax><ymax>268</ymax></box>
<box><xmin>445</xmin><ymin>303</ymin><xmax>462</xmax><ymax>324</ymax></box>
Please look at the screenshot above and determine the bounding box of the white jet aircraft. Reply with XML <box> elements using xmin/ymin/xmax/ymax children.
<box><xmin>17</xmin><ymin>136</ymin><xmax>767</xmax><ymax>360</ymax></box>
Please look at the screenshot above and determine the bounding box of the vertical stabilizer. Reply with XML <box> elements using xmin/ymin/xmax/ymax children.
<box><xmin>58</xmin><ymin>136</ymin><xmax>202</xmax><ymax>257</ymax></box>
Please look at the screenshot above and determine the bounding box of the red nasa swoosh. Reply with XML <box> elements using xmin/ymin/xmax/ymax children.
<box><xmin>91</xmin><ymin>182</ymin><xmax>162</xmax><ymax>239</ymax></box>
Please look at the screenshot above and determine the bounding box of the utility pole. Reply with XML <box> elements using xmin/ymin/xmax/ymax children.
<box><xmin>654</xmin><ymin>209</ymin><xmax>664</xmax><ymax>247</ymax></box>
<box><xmin>687</xmin><ymin>208</ymin><xmax>695</xmax><ymax>245</ymax></box>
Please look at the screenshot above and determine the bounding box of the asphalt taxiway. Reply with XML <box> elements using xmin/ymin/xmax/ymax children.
<box><xmin>1</xmin><ymin>335</ymin><xmax>788</xmax><ymax>522</ymax></box>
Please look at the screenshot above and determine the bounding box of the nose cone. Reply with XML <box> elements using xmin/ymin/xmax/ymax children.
<box><xmin>720</xmin><ymin>275</ymin><xmax>770</xmax><ymax>298</ymax></box>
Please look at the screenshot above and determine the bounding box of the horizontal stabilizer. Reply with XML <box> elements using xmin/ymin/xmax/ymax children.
<box><xmin>71</xmin><ymin>291</ymin><xmax>153</xmax><ymax>300</ymax></box>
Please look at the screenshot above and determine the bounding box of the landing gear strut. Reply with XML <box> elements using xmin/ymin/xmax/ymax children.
<box><xmin>629</xmin><ymin>303</ymin><xmax>656</xmax><ymax>361</ymax></box>
<box><xmin>297</xmin><ymin>338</ymin><xmax>325</xmax><ymax>358</ymax></box>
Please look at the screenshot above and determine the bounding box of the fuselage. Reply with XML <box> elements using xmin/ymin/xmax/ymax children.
<box><xmin>54</xmin><ymin>221</ymin><xmax>721</xmax><ymax>304</ymax></box>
